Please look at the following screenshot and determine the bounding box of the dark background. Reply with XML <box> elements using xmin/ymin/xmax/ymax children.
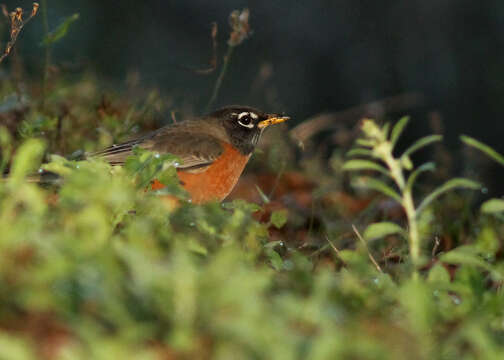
<box><xmin>4</xmin><ymin>1</ymin><xmax>504</xmax><ymax>166</ymax></box>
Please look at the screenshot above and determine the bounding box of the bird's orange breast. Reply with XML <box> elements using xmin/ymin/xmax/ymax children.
<box><xmin>151</xmin><ymin>142</ymin><xmax>250</xmax><ymax>204</ymax></box>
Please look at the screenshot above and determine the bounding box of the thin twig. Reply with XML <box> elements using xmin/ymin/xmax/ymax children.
<box><xmin>432</xmin><ymin>236</ymin><xmax>441</xmax><ymax>257</ymax></box>
<box><xmin>206</xmin><ymin>46</ymin><xmax>233</xmax><ymax>111</ymax></box>
<box><xmin>325</xmin><ymin>234</ymin><xmax>346</xmax><ymax>267</ymax></box>
<box><xmin>268</xmin><ymin>159</ymin><xmax>286</xmax><ymax>199</ymax></box>
<box><xmin>289</xmin><ymin>92</ymin><xmax>424</xmax><ymax>143</ymax></box>
<box><xmin>352</xmin><ymin>224</ymin><xmax>383</xmax><ymax>273</ymax></box>
<box><xmin>41</xmin><ymin>0</ymin><xmax>49</xmax><ymax>106</ymax></box>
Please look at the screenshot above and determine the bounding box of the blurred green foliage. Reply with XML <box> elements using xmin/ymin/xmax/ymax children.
<box><xmin>0</xmin><ymin>21</ymin><xmax>503</xmax><ymax>356</ymax></box>
<box><xmin>1</xmin><ymin>88</ymin><xmax>504</xmax><ymax>360</ymax></box>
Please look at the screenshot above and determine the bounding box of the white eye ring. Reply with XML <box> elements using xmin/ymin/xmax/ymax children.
<box><xmin>237</xmin><ymin>112</ymin><xmax>255</xmax><ymax>128</ymax></box>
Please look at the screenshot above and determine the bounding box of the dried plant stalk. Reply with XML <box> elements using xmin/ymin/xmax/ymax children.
<box><xmin>0</xmin><ymin>2</ymin><xmax>39</xmax><ymax>64</ymax></box>
<box><xmin>206</xmin><ymin>8</ymin><xmax>252</xmax><ymax>111</ymax></box>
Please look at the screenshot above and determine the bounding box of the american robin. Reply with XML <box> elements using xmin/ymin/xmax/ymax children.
<box><xmin>92</xmin><ymin>105</ymin><xmax>289</xmax><ymax>204</ymax></box>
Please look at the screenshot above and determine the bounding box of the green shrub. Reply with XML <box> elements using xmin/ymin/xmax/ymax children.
<box><xmin>1</xmin><ymin>113</ymin><xmax>504</xmax><ymax>359</ymax></box>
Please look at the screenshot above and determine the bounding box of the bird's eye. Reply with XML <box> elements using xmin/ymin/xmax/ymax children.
<box><xmin>237</xmin><ymin>112</ymin><xmax>255</xmax><ymax>128</ymax></box>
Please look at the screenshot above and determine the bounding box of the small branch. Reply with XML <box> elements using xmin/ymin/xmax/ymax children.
<box><xmin>432</xmin><ymin>236</ymin><xmax>440</xmax><ymax>257</ymax></box>
<box><xmin>0</xmin><ymin>3</ymin><xmax>39</xmax><ymax>64</ymax></box>
<box><xmin>289</xmin><ymin>93</ymin><xmax>424</xmax><ymax>143</ymax></box>
<box><xmin>352</xmin><ymin>224</ymin><xmax>383</xmax><ymax>273</ymax></box>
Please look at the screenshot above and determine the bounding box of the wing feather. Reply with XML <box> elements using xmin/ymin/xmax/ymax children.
<box><xmin>89</xmin><ymin>126</ymin><xmax>223</xmax><ymax>171</ymax></box>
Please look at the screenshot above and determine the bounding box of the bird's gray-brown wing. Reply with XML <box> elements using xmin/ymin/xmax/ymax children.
<box><xmin>89</xmin><ymin>125</ymin><xmax>224</xmax><ymax>172</ymax></box>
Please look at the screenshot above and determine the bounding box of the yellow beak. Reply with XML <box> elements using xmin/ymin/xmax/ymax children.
<box><xmin>257</xmin><ymin>115</ymin><xmax>290</xmax><ymax>129</ymax></box>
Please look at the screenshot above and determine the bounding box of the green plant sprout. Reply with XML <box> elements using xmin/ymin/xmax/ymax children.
<box><xmin>39</xmin><ymin>0</ymin><xmax>79</xmax><ymax>106</ymax></box>
<box><xmin>344</xmin><ymin>118</ymin><xmax>480</xmax><ymax>276</ymax></box>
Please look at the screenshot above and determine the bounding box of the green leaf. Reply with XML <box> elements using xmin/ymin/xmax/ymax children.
<box><xmin>461</xmin><ymin>135</ymin><xmax>504</xmax><ymax>167</ymax></box>
<box><xmin>382</xmin><ymin>122</ymin><xmax>391</xmax><ymax>139</ymax></box>
<box><xmin>222</xmin><ymin>199</ymin><xmax>262</xmax><ymax>213</ymax></box>
<box><xmin>19</xmin><ymin>115</ymin><xmax>58</xmax><ymax>139</ymax></box>
<box><xmin>342</xmin><ymin>159</ymin><xmax>391</xmax><ymax>177</ymax></box>
<box><xmin>337</xmin><ymin>249</ymin><xmax>368</xmax><ymax>268</ymax></box>
<box><xmin>353</xmin><ymin>177</ymin><xmax>401</xmax><ymax>203</ymax></box>
<box><xmin>427</xmin><ymin>264</ymin><xmax>451</xmax><ymax>284</ymax></box>
<box><xmin>9</xmin><ymin>139</ymin><xmax>46</xmax><ymax>184</ymax></box>
<box><xmin>356</xmin><ymin>138</ymin><xmax>375</xmax><ymax>147</ymax></box>
<box><xmin>270</xmin><ymin>210</ymin><xmax>288</xmax><ymax>229</ymax></box>
<box><xmin>346</xmin><ymin>148</ymin><xmax>373</xmax><ymax>158</ymax></box>
<box><xmin>124</xmin><ymin>147</ymin><xmax>180</xmax><ymax>190</ymax></box>
<box><xmin>417</xmin><ymin>178</ymin><xmax>480</xmax><ymax>216</ymax></box>
<box><xmin>440</xmin><ymin>246</ymin><xmax>494</xmax><ymax>273</ymax></box>
<box><xmin>390</xmin><ymin>116</ymin><xmax>410</xmax><ymax>146</ymax></box>
<box><xmin>187</xmin><ymin>239</ymin><xmax>208</xmax><ymax>256</ymax></box>
<box><xmin>42</xmin><ymin>154</ymin><xmax>79</xmax><ymax>176</ymax></box>
<box><xmin>481</xmin><ymin>198</ymin><xmax>504</xmax><ymax>214</ymax></box>
<box><xmin>263</xmin><ymin>241</ymin><xmax>284</xmax><ymax>249</ymax></box>
<box><xmin>400</xmin><ymin>155</ymin><xmax>413</xmax><ymax>170</ymax></box>
<box><xmin>0</xmin><ymin>333</ymin><xmax>36</xmax><ymax>360</ymax></box>
<box><xmin>401</xmin><ymin>135</ymin><xmax>442</xmax><ymax>158</ymax></box>
<box><xmin>42</xmin><ymin>13</ymin><xmax>80</xmax><ymax>46</ymax></box>
<box><xmin>475</xmin><ymin>226</ymin><xmax>499</xmax><ymax>255</ymax></box>
<box><xmin>398</xmin><ymin>279</ymin><xmax>435</xmax><ymax>335</ymax></box>
<box><xmin>363</xmin><ymin>222</ymin><xmax>405</xmax><ymax>241</ymax></box>
<box><xmin>265</xmin><ymin>248</ymin><xmax>283</xmax><ymax>270</ymax></box>
<box><xmin>405</xmin><ymin>162</ymin><xmax>436</xmax><ymax>193</ymax></box>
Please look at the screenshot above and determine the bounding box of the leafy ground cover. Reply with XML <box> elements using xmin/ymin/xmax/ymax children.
<box><xmin>1</xmin><ymin>4</ymin><xmax>504</xmax><ymax>360</ymax></box>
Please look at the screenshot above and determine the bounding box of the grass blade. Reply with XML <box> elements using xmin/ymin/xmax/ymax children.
<box><xmin>352</xmin><ymin>225</ymin><xmax>383</xmax><ymax>272</ymax></box>
<box><xmin>255</xmin><ymin>185</ymin><xmax>270</xmax><ymax>204</ymax></box>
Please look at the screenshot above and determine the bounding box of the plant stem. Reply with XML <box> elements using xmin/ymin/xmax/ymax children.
<box><xmin>384</xmin><ymin>147</ymin><xmax>420</xmax><ymax>276</ymax></box>
<box><xmin>41</xmin><ymin>0</ymin><xmax>50</xmax><ymax>107</ymax></box>
<box><xmin>206</xmin><ymin>46</ymin><xmax>234</xmax><ymax>112</ymax></box>
<box><xmin>403</xmin><ymin>189</ymin><xmax>420</xmax><ymax>278</ymax></box>
<box><xmin>384</xmin><ymin>151</ymin><xmax>405</xmax><ymax>191</ymax></box>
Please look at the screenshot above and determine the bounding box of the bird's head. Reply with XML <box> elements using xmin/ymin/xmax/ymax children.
<box><xmin>210</xmin><ymin>105</ymin><xmax>290</xmax><ymax>154</ymax></box>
